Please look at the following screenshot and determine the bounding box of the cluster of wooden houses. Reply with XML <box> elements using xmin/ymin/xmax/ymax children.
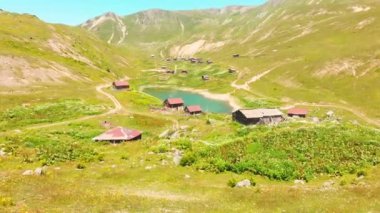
<box><xmin>164</xmin><ymin>98</ymin><xmax>203</xmax><ymax>115</ymax></box>
<box><xmin>95</xmin><ymin>79</ymin><xmax>308</xmax><ymax>144</ymax></box>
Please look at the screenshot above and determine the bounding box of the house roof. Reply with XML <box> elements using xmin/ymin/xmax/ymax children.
<box><xmin>288</xmin><ymin>108</ymin><xmax>308</xmax><ymax>115</ymax></box>
<box><xmin>113</xmin><ymin>81</ymin><xmax>129</xmax><ymax>87</ymax></box>
<box><xmin>186</xmin><ymin>105</ymin><xmax>202</xmax><ymax>113</ymax></box>
<box><xmin>166</xmin><ymin>98</ymin><xmax>184</xmax><ymax>105</ymax></box>
<box><xmin>93</xmin><ymin>127</ymin><xmax>141</xmax><ymax>141</ymax></box>
<box><xmin>237</xmin><ymin>109</ymin><xmax>283</xmax><ymax>119</ymax></box>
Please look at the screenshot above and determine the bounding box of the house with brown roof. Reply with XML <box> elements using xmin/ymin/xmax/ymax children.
<box><xmin>93</xmin><ymin>127</ymin><xmax>142</xmax><ymax>143</ymax></box>
<box><xmin>113</xmin><ymin>81</ymin><xmax>129</xmax><ymax>90</ymax></box>
<box><xmin>287</xmin><ymin>108</ymin><xmax>308</xmax><ymax>118</ymax></box>
<box><xmin>185</xmin><ymin>105</ymin><xmax>202</xmax><ymax>115</ymax></box>
<box><xmin>164</xmin><ymin>98</ymin><xmax>184</xmax><ymax>109</ymax></box>
<box><xmin>233</xmin><ymin>109</ymin><xmax>284</xmax><ymax>125</ymax></box>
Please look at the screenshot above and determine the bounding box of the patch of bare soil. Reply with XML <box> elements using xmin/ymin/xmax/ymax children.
<box><xmin>47</xmin><ymin>34</ymin><xmax>95</xmax><ymax>67</ymax></box>
<box><xmin>314</xmin><ymin>58</ymin><xmax>380</xmax><ymax>78</ymax></box>
<box><xmin>0</xmin><ymin>55</ymin><xmax>82</xmax><ymax>87</ymax></box>
<box><xmin>170</xmin><ymin>40</ymin><xmax>227</xmax><ymax>57</ymax></box>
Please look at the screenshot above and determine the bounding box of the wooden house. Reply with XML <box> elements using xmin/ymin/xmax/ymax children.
<box><xmin>113</xmin><ymin>81</ymin><xmax>129</xmax><ymax>90</ymax></box>
<box><xmin>185</xmin><ymin>105</ymin><xmax>202</xmax><ymax>115</ymax></box>
<box><xmin>233</xmin><ymin>54</ymin><xmax>240</xmax><ymax>58</ymax></box>
<box><xmin>287</xmin><ymin>108</ymin><xmax>308</xmax><ymax>118</ymax></box>
<box><xmin>93</xmin><ymin>127</ymin><xmax>142</xmax><ymax>143</ymax></box>
<box><xmin>164</xmin><ymin>98</ymin><xmax>184</xmax><ymax>109</ymax></box>
<box><xmin>232</xmin><ymin>109</ymin><xmax>284</xmax><ymax>125</ymax></box>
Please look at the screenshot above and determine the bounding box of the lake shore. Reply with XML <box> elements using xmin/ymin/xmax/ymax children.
<box><xmin>139</xmin><ymin>85</ymin><xmax>241</xmax><ymax>110</ymax></box>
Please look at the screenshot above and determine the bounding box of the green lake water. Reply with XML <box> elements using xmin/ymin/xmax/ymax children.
<box><xmin>143</xmin><ymin>87</ymin><xmax>233</xmax><ymax>114</ymax></box>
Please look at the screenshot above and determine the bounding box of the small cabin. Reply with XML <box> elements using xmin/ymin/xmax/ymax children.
<box><xmin>185</xmin><ymin>105</ymin><xmax>202</xmax><ymax>115</ymax></box>
<box><xmin>113</xmin><ymin>81</ymin><xmax>129</xmax><ymax>90</ymax></box>
<box><xmin>232</xmin><ymin>109</ymin><xmax>284</xmax><ymax>125</ymax></box>
<box><xmin>93</xmin><ymin>127</ymin><xmax>142</xmax><ymax>143</ymax></box>
<box><xmin>287</xmin><ymin>108</ymin><xmax>308</xmax><ymax>118</ymax></box>
<box><xmin>202</xmin><ymin>75</ymin><xmax>210</xmax><ymax>81</ymax></box>
<box><xmin>164</xmin><ymin>98</ymin><xmax>184</xmax><ymax>109</ymax></box>
<box><xmin>181</xmin><ymin>70</ymin><xmax>188</xmax><ymax>74</ymax></box>
<box><xmin>233</xmin><ymin>54</ymin><xmax>240</xmax><ymax>58</ymax></box>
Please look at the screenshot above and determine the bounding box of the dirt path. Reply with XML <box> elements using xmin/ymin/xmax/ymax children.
<box><xmin>26</xmin><ymin>83</ymin><xmax>123</xmax><ymax>130</ymax></box>
<box><xmin>231</xmin><ymin>60</ymin><xmax>300</xmax><ymax>91</ymax></box>
<box><xmin>293</xmin><ymin>102</ymin><xmax>380</xmax><ymax>127</ymax></box>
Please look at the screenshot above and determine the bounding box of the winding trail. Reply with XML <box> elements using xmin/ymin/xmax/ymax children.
<box><xmin>23</xmin><ymin>81</ymin><xmax>180</xmax><ymax>131</ymax></box>
<box><xmin>229</xmin><ymin>61</ymin><xmax>380</xmax><ymax>128</ymax></box>
<box><xmin>292</xmin><ymin>102</ymin><xmax>380</xmax><ymax>127</ymax></box>
<box><xmin>26</xmin><ymin>83</ymin><xmax>123</xmax><ymax>130</ymax></box>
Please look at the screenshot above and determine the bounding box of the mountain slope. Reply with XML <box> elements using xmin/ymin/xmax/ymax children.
<box><xmin>0</xmin><ymin>11</ymin><xmax>146</xmax><ymax>89</ymax></box>
<box><xmin>83</xmin><ymin>0</ymin><xmax>380</xmax><ymax>120</ymax></box>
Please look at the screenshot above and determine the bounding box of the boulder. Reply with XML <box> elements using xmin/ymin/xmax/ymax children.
<box><xmin>294</xmin><ymin>179</ymin><xmax>305</xmax><ymax>185</ymax></box>
<box><xmin>235</xmin><ymin>179</ymin><xmax>251</xmax><ymax>188</ymax></box>
<box><xmin>326</xmin><ymin>111</ymin><xmax>334</xmax><ymax>117</ymax></box>
<box><xmin>159</xmin><ymin>129</ymin><xmax>170</xmax><ymax>139</ymax></box>
<box><xmin>173</xmin><ymin>150</ymin><xmax>182</xmax><ymax>166</ymax></box>
<box><xmin>312</xmin><ymin>117</ymin><xmax>320</xmax><ymax>123</ymax></box>
<box><xmin>34</xmin><ymin>167</ymin><xmax>47</xmax><ymax>176</ymax></box>
<box><xmin>0</xmin><ymin>148</ymin><xmax>6</xmax><ymax>157</ymax></box>
<box><xmin>170</xmin><ymin>131</ymin><xmax>180</xmax><ymax>140</ymax></box>
<box><xmin>22</xmin><ymin>170</ymin><xmax>34</xmax><ymax>176</ymax></box>
<box><xmin>161</xmin><ymin>160</ymin><xmax>168</xmax><ymax>166</ymax></box>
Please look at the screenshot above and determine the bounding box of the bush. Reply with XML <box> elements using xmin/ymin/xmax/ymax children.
<box><xmin>186</xmin><ymin>124</ymin><xmax>380</xmax><ymax>181</ymax></box>
<box><xmin>0</xmin><ymin>196</ymin><xmax>14</xmax><ymax>207</ymax></box>
<box><xmin>227</xmin><ymin>178</ymin><xmax>237</xmax><ymax>188</ymax></box>
<box><xmin>37</xmin><ymin>142</ymin><xmax>100</xmax><ymax>165</ymax></box>
<box><xmin>121</xmin><ymin>155</ymin><xmax>129</xmax><ymax>160</ymax></box>
<box><xmin>180</xmin><ymin>152</ymin><xmax>197</xmax><ymax>166</ymax></box>
<box><xmin>174</xmin><ymin>139</ymin><xmax>192</xmax><ymax>151</ymax></box>
<box><xmin>357</xmin><ymin>170</ymin><xmax>368</xmax><ymax>177</ymax></box>
<box><xmin>151</xmin><ymin>144</ymin><xmax>170</xmax><ymax>154</ymax></box>
<box><xmin>76</xmin><ymin>163</ymin><xmax>86</xmax><ymax>170</ymax></box>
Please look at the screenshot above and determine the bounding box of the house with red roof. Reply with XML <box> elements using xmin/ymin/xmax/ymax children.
<box><xmin>93</xmin><ymin>127</ymin><xmax>142</xmax><ymax>143</ymax></box>
<box><xmin>184</xmin><ymin>105</ymin><xmax>202</xmax><ymax>115</ymax></box>
<box><xmin>164</xmin><ymin>98</ymin><xmax>184</xmax><ymax>109</ymax></box>
<box><xmin>112</xmin><ymin>81</ymin><xmax>129</xmax><ymax>90</ymax></box>
<box><xmin>287</xmin><ymin>108</ymin><xmax>308</xmax><ymax>118</ymax></box>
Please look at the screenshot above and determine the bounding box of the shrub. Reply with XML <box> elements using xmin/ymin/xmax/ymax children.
<box><xmin>76</xmin><ymin>163</ymin><xmax>86</xmax><ymax>170</ymax></box>
<box><xmin>151</xmin><ymin>144</ymin><xmax>170</xmax><ymax>154</ymax></box>
<box><xmin>187</xmin><ymin>124</ymin><xmax>380</xmax><ymax>181</ymax></box>
<box><xmin>174</xmin><ymin>139</ymin><xmax>192</xmax><ymax>151</ymax></box>
<box><xmin>357</xmin><ymin>170</ymin><xmax>368</xmax><ymax>177</ymax></box>
<box><xmin>0</xmin><ymin>196</ymin><xmax>14</xmax><ymax>207</ymax></box>
<box><xmin>121</xmin><ymin>155</ymin><xmax>129</xmax><ymax>160</ymax></box>
<box><xmin>180</xmin><ymin>152</ymin><xmax>197</xmax><ymax>166</ymax></box>
<box><xmin>37</xmin><ymin>142</ymin><xmax>100</xmax><ymax>165</ymax></box>
<box><xmin>227</xmin><ymin>178</ymin><xmax>237</xmax><ymax>188</ymax></box>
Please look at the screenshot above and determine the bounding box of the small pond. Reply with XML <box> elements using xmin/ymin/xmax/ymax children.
<box><xmin>143</xmin><ymin>87</ymin><xmax>233</xmax><ymax>114</ymax></box>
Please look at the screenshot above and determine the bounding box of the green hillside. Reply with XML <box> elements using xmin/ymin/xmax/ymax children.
<box><xmin>0</xmin><ymin>1</ymin><xmax>380</xmax><ymax>212</ymax></box>
<box><xmin>84</xmin><ymin>0</ymin><xmax>380</xmax><ymax>122</ymax></box>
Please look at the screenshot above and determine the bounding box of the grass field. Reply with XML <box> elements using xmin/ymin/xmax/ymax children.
<box><xmin>1</xmin><ymin>0</ymin><xmax>380</xmax><ymax>211</ymax></box>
